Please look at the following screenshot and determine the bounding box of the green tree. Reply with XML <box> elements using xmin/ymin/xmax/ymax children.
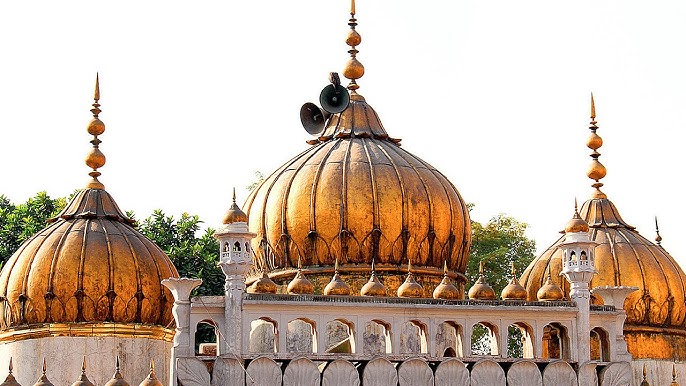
<box><xmin>136</xmin><ymin>210</ymin><xmax>223</xmax><ymax>296</ymax></box>
<box><xmin>467</xmin><ymin>212</ymin><xmax>537</xmax><ymax>358</ymax></box>
<box><xmin>0</xmin><ymin>192</ymin><xmax>67</xmax><ymax>268</ymax></box>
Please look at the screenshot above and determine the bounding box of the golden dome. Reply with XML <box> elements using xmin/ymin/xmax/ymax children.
<box><xmin>247</xmin><ymin>271</ymin><xmax>278</xmax><ymax>294</ymax></box>
<box><xmin>245</xmin><ymin>92</ymin><xmax>471</xmax><ymax>287</ymax></box>
<box><xmin>104</xmin><ymin>358</ymin><xmax>130</xmax><ymax>386</ymax></box>
<box><xmin>222</xmin><ymin>188</ymin><xmax>248</xmax><ymax>224</ymax></box>
<box><xmin>70</xmin><ymin>358</ymin><xmax>95</xmax><ymax>386</ymax></box>
<box><xmin>323</xmin><ymin>260</ymin><xmax>351</xmax><ymax>296</ymax></box>
<box><xmin>138</xmin><ymin>360</ymin><xmax>163</xmax><ymax>386</ymax></box>
<box><xmin>501</xmin><ymin>262</ymin><xmax>527</xmax><ymax>300</ymax></box>
<box><xmin>433</xmin><ymin>261</ymin><xmax>461</xmax><ymax>300</ymax></box>
<box><xmin>287</xmin><ymin>262</ymin><xmax>314</xmax><ymax>295</ymax></box>
<box><xmin>468</xmin><ymin>276</ymin><xmax>496</xmax><ymax>300</ymax></box>
<box><xmin>536</xmin><ymin>274</ymin><xmax>564</xmax><ymax>302</ymax></box>
<box><xmin>0</xmin><ymin>358</ymin><xmax>20</xmax><ymax>386</ymax></box>
<box><xmin>468</xmin><ymin>262</ymin><xmax>495</xmax><ymax>300</ymax></box>
<box><xmin>361</xmin><ymin>263</ymin><xmax>387</xmax><ymax>297</ymax></box>
<box><xmin>397</xmin><ymin>260</ymin><xmax>424</xmax><ymax>298</ymax></box>
<box><xmin>564</xmin><ymin>202</ymin><xmax>589</xmax><ymax>234</ymax></box>
<box><xmin>522</xmin><ymin>96</ymin><xmax>686</xmax><ymax>359</ymax></box>
<box><xmin>0</xmin><ymin>79</ymin><xmax>178</xmax><ymax>332</ymax></box>
<box><xmin>32</xmin><ymin>360</ymin><xmax>54</xmax><ymax>386</ymax></box>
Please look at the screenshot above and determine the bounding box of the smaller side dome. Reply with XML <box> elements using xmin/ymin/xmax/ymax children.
<box><xmin>70</xmin><ymin>358</ymin><xmax>94</xmax><ymax>386</ymax></box>
<box><xmin>468</xmin><ymin>262</ymin><xmax>496</xmax><ymax>300</ymax></box>
<box><xmin>287</xmin><ymin>261</ymin><xmax>314</xmax><ymax>295</ymax></box>
<box><xmin>433</xmin><ymin>262</ymin><xmax>460</xmax><ymax>300</ymax></box>
<box><xmin>324</xmin><ymin>260</ymin><xmax>351</xmax><ymax>296</ymax></box>
<box><xmin>501</xmin><ymin>278</ymin><xmax>527</xmax><ymax>300</ymax></box>
<box><xmin>222</xmin><ymin>189</ymin><xmax>248</xmax><ymax>224</ymax></box>
<box><xmin>537</xmin><ymin>275</ymin><xmax>564</xmax><ymax>301</ymax></box>
<box><xmin>138</xmin><ymin>360</ymin><xmax>163</xmax><ymax>386</ymax></box>
<box><xmin>361</xmin><ymin>262</ymin><xmax>387</xmax><ymax>296</ymax></box>
<box><xmin>248</xmin><ymin>271</ymin><xmax>278</xmax><ymax>294</ymax></box>
<box><xmin>565</xmin><ymin>201</ymin><xmax>589</xmax><ymax>234</ymax></box>
<box><xmin>397</xmin><ymin>260</ymin><xmax>424</xmax><ymax>298</ymax></box>
<box><xmin>501</xmin><ymin>263</ymin><xmax>527</xmax><ymax>300</ymax></box>
<box><xmin>1</xmin><ymin>358</ymin><xmax>21</xmax><ymax>386</ymax></box>
<box><xmin>104</xmin><ymin>358</ymin><xmax>130</xmax><ymax>386</ymax></box>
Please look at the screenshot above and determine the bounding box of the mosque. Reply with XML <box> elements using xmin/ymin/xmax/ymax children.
<box><xmin>0</xmin><ymin>2</ymin><xmax>684</xmax><ymax>386</ymax></box>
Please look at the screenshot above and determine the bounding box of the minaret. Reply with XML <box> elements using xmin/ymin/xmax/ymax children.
<box><xmin>214</xmin><ymin>188</ymin><xmax>256</xmax><ymax>356</ymax></box>
<box><xmin>559</xmin><ymin>199</ymin><xmax>597</xmax><ymax>364</ymax></box>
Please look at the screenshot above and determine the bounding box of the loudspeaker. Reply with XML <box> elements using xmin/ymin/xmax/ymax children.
<box><xmin>319</xmin><ymin>84</ymin><xmax>350</xmax><ymax>114</ymax></box>
<box><xmin>300</xmin><ymin>102</ymin><xmax>330</xmax><ymax>135</ymax></box>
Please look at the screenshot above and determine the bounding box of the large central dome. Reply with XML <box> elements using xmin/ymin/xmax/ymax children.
<box><xmin>245</xmin><ymin>93</ymin><xmax>471</xmax><ymax>291</ymax></box>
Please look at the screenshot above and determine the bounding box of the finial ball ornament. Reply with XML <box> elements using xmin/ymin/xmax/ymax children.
<box><xmin>346</xmin><ymin>30</ymin><xmax>362</xmax><ymax>46</ymax></box>
<box><xmin>343</xmin><ymin>58</ymin><xmax>365</xmax><ymax>80</ymax></box>
<box><xmin>87</xmin><ymin>118</ymin><xmax>106</xmax><ymax>136</ymax></box>
<box><xmin>86</xmin><ymin>148</ymin><xmax>106</xmax><ymax>170</ymax></box>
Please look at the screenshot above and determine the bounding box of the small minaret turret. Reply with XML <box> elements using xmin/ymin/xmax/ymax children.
<box><xmin>214</xmin><ymin>189</ymin><xmax>256</xmax><ymax>356</ymax></box>
<box><xmin>559</xmin><ymin>199</ymin><xmax>597</xmax><ymax>364</ymax></box>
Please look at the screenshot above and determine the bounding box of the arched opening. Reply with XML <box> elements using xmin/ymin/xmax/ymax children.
<box><xmin>400</xmin><ymin>320</ymin><xmax>428</xmax><ymax>354</ymax></box>
<box><xmin>223</xmin><ymin>242</ymin><xmax>230</xmax><ymax>252</ymax></box>
<box><xmin>542</xmin><ymin>322</ymin><xmax>569</xmax><ymax>360</ymax></box>
<box><xmin>364</xmin><ymin>319</ymin><xmax>392</xmax><ymax>355</ymax></box>
<box><xmin>507</xmin><ymin>322</ymin><xmax>534</xmax><ymax>358</ymax></box>
<box><xmin>435</xmin><ymin>321</ymin><xmax>463</xmax><ymax>357</ymax></box>
<box><xmin>195</xmin><ymin>320</ymin><xmax>218</xmax><ymax>356</ymax></box>
<box><xmin>326</xmin><ymin>319</ymin><xmax>355</xmax><ymax>353</ymax></box>
<box><xmin>590</xmin><ymin>327</ymin><xmax>610</xmax><ymax>362</ymax></box>
<box><xmin>249</xmin><ymin>317</ymin><xmax>278</xmax><ymax>353</ymax></box>
<box><xmin>233</xmin><ymin>241</ymin><xmax>242</xmax><ymax>252</ymax></box>
<box><xmin>580</xmin><ymin>251</ymin><xmax>588</xmax><ymax>260</ymax></box>
<box><xmin>471</xmin><ymin>322</ymin><xmax>499</xmax><ymax>356</ymax></box>
<box><xmin>286</xmin><ymin>318</ymin><xmax>317</xmax><ymax>353</ymax></box>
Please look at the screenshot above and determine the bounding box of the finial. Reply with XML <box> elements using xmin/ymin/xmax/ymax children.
<box><xmin>343</xmin><ymin>0</ymin><xmax>364</xmax><ymax>91</ymax></box>
<box><xmin>655</xmin><ymin>216</ymin><xmax>663</xmax><ymax>246</ymax></box>
<box><xmin>371</xmin><ymin>257</ymin><xmax>376</xmax><ymax>273</ymax></box>
<box><xmin>643</xmin><ymin>363</ymin><xmax>647</xmax><ymax>379</ymax></box>
<box><xmin>479</xmin><ymin>260</ymin><xmax>485</xmax><ymax>276</ymax></box>
<box><xmin>297</xmin><ymin>256</ymin><xmax>302</xmax><ymax>270</ymax></box>
<box><xmin>85</xmin><ymin>73</ymin><xmax>106</xmax><ymax>190</ymax></box>
<box><xmin>510</xmin><ymin>262</ymin><xmax>517</xmax><ymax>277</ymax></box>
<box><xmin>407</xmin><ymin>258</ymin><xmax>412</xmax><ymax>273</ymax></box>
<box><xmin>673</xmin><ymin>363</ymin><xmax>677</xmax><ymax>381</ymax></box>
<box><xmin>82</xmin><ymin>357</ymin><xmax>87</xmax><ymax>373</ymax></box>
<box><xmin>443</xmin><ymin>260</ymin><xmax>449</xmax><ymax>275</ymax></box>
<box><xmin>232</xmin><ymin>187</ymin><xmax>237</xmax><ymax>204</ymax></box>
<box><xmin>586</xmin><ymin>93</ymin><xmax>606</xmax><ymax>198</ymax></box>
<box><xmin>8</xmin><ymin>358</ymin><xmax>12</xmax><ymax>374</ymax></box>
<box><xmin>334</xmin><ymin>257</ymin><xmax>340</xmax><ymax>272</ymax></box>
<box><xmin>42</xmin><ymin>358</ymin><xmax>46</xmax><ymax>374</ymax></box>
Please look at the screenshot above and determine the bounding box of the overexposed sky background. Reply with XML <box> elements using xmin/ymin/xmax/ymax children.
<box><xmin>1</xmin><ymin>1</ymin><xmax>685</xmax><ymax>265</ymax></box>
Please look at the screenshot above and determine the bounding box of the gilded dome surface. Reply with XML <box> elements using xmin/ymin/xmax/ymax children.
<box><xmin>0</xmin><ymin>188</ymin><xmax>179</xmax><ymax>329</ymax></box>
<box><xmin>521</xmin><ymin>195</ymin><xmax>686</xmax><ymax>357</ymax></box>
<box><xmin>245</xmin><ymin>93</ymin><xmax>471</xmax><ymax>287</ymax></box>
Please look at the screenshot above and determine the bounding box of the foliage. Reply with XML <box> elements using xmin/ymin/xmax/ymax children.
<box><xmin>467</xmin><ymin>211</ymin><xmax>537</xmax><ymax>358</ymax></box>
<box><xmin>467</xmin><ymin>213</ymin><xmax>536</xmax><ymax>295</ymax></box>
<box><xmin>0</xmin><ymin>192</ymin><xmax>67</xmax><ymax>268</ymax></box>
<box><xmin>137</xmin><ymin>210</ymin><xmax>223</xmax><ymax>296</ymax></box>
<box><xmin>246</xmin><ymin>170</ymin><xmax>265</xmax><ymax>192</ymax></box>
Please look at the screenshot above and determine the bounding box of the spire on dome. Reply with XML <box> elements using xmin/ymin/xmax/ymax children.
<box><xmin>343</xmin><ymin>0</ymin><xmax>364</xmax><ymax>91</ymax></box>
<box><xmin>655</xmin><ymin>216</ymin><xmax>663</xmax><ymax>246</ymax></box>
<box><xmin>85</xmin><ymin>73</ymin><xmax>107</xmax><ymax>190</ymax></box>
<box><xmin>0</xmin><ymin>358</ymin><xmax>20</xmax><ymax>386</ymax></box>
<box><xmin>586</xmin><ymin>93</ymin><xmax>607</xmax><ymax>199</ymax></box>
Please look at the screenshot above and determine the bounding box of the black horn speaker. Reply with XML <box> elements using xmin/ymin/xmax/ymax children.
<box><xmin>319</xmin><ymin>84</ymin><xmax>350</xmax><ymax>114</ymax></box>
<box><xmin>300</xmin><ymin>102</ymin><xmax>330</xmax><ymax>136</ymax></box>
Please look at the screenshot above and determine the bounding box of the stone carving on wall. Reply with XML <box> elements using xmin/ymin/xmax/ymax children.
<box><xmin>578</xmin><ymin>362</ymin><xmax>598</xmax><ymax>386</ymax></box>
<box><xmin>249</xmin><ymin>319</ymin><xmax>276</xmax><ymax>353</ymax></box>
<box><xmin>286</xmin><ymin>319</ymin><xmax>314</xmax><ymax>353</ymax></box>
<box><xmin>322</xmin><ymin>359</ymin><xmax>360</xmax><ymax>386</ymax></box>
<box><xmin>434</xmin><ymin>358</ymin><xmax>470</xmax><ymax>386</ymax></box>
<box><xmin>362</xmin><ymin>357</ymin><xmax>398</xmax><ymax>386</ymax></box>
<box><xmin>470</xmin><ymin>359</ymin><xmax>506</xmax><ymax>386</ymax></box>
<box><xmin>364</xmin><ymin>321</ymin><xmax>388</xmax><ymax>355</ymax></box>
<box><xmin>246</xmin><ymin>357</ymin><xmax>282</xmax><ymax>386</ymax></box>
<box><xmin>211</xmin><ymin>358</ymin><xmax>245</xmax><ymax>386</ymax></box>
<box><xmin>283</xmin><ymin>357</ymin><xmax>320</xmax><ymax>386</ymax></box>
<box><xmin>177</xmin><ymin>357</ymin><xmax>211</xmax><ymax>386</ymax></box>
<box><xmin>542</xmin><ymin>361</ymin><xmax>577</xmax><ymax>386</ymax></box>
<box><xmin>599</xmin><ymin>362</ymin><xmax>632</xmax><ymax>386</ymax></box>
<box><xmin>399</xmin><ymin>322</ymin><xmax>423</xmax><ymax>354</ymax></box>
<box><xmin>398</xmin><ymin>358</ymin><xmax>433</xmax><ymax>386</ymax></box>
<box><xmin>435</xmin><ymin>322</ymin><xmax>459</xmax><ymax>357</ymax></box>
<box><xmin>507</xmin><ymin>360</ymin><xmax>542</xmax><ymax>386</ymax></box>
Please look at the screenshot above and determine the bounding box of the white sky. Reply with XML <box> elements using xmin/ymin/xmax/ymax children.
<box><xmin>1</xmin><ymin>1</ymin><xmax>685</xmax><ymax>266</ymax></box>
